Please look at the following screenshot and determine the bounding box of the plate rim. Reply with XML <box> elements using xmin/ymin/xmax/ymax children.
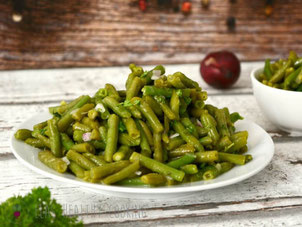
<box><xmin>10</xmin><ymin>112</ymin><xmax>275</xmax><ymax>194</ymax></box>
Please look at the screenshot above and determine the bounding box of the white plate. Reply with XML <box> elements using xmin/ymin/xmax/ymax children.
<box><xmin>10</xmin><ymin>112</ymin><xmax>274</xmax><ymax>199</ymax></box>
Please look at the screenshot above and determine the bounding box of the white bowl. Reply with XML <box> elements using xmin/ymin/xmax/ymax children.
<box><xmin>251</xmin><ymin>67</ymin><xmax>302</xmax><ymax>134</ymax></box>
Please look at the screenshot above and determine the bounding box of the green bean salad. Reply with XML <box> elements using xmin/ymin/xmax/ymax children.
<box><xmin>15</xmin><ymin>64</ymin><xmax>252</xmax><ymax>187</ymax></box>
<box><xmin>258</xmin><ymin>51</ymin><xmax>302</xmax><ymax>91</ymax></box>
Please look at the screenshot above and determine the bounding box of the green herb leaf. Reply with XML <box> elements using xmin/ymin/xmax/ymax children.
<box><xmin>123</xmin><ymin>100</ymin><xmax>132</xmax><ymax>107</ymax></box>
<box><xmin>133</xmin><ymin>100</ymin><xmax>141</xmax><ymax>106</ymax></box>
<box><xmin>119</xmin><ymin>121</ymin><xmax>127</xmax><ymax>132</ymax></box>
<box><xmin>0</xmin><ymin>187</ymin><xmax>83</xmax><ymax>226</ymax></box>
<box><xmin>176</xmin><ymin>89</ymin><xmax>183</xmax><ymax>97</ymax></box>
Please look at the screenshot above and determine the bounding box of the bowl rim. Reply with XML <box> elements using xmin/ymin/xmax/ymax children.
<box><xmin>250</xmin><ymin>66</ymin><xmax>302</xmax><ymax>95</ymax></box>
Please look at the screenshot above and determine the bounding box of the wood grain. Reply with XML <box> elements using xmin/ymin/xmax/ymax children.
<box><xmin>1</xmin><ymin>0</ymin><xmax>302</xmax><ymax>70</ymax></box>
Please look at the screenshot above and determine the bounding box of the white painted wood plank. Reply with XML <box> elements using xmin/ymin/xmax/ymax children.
<box><xmin>0</xmin><ymin>62</ymin><xmax>262</xmax><ymax>103</ymax></box>
<box><xmin>1</xmin><ymin>140</ymin><xmax>301</xmax><ymax>224</ymax></box>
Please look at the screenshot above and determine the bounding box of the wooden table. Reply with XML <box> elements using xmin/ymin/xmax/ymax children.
<box><xmin>1</xmin><ymin>62</ymin><xmax>302</xmax><ymax>226</ymax></box>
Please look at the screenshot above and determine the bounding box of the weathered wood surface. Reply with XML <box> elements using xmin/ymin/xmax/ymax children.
<box><xmin>1</xmin><ymin>62</ymin><xmax>302</xmax><ymax>226</ymax></box>
<box><xmin>1</xmin><ymin>0</ymin><xmax>302</xmax><ymax>70</ymax></box>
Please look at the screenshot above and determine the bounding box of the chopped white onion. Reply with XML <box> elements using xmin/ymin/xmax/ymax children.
<box><xmin>135</xmin><ymin>171</ymin><xmax>142</xmax><ymax>176</ymax></box>
<box><xmin>169</xmin><ymin>133</ymin><xmax>179</xmax><ymax>139</ymax></box>
<box><xmin>82</xmin><ymin>132</ymin><xmax>92</xmax><ymax>142</ymax></box>
<box><xmin>151</xmin><ymin>70</ymin><xmax>162</xmax><ymax>80</ymax></box>
<box><xmin>196</xmin><ymin>119</ymin><xmax>203</xmax><ymax>127</ymax></box>
<box><xmin>62</xmin><ymin>157</ymin><xmax>70</xmax><ymax>165</ymax></box>
<box><xmin>95</xmin><ymin>103</ymin><xmax>106</xmax><ymax>113</ymax></box>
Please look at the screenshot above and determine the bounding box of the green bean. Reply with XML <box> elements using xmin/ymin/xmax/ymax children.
<box><xmin>136</xmin><ymin>121</ymin><xmax>152</xmax><ymax>157</ymax></box>
<box><xmin>126</xmin><ymin>77</ymin><xmax>144</xmax><ymax>100</ymax></box>
<box><xmin>113</xmin><ymin>145</ymin><xmax>133</xmax><ymax>161</ymax></box>
<box><xmin>167</xmin><ymin>153</ymin><xmax>196</xmax><ymax>169</ymax></box>
<box><xmin>179</xmin><ymin>97</ymin><xmax>190</xmax><ymax>115</ymax></box>
<box><xmin>47</xmin><ymin>118</ymin><xmax>62</xmax><ymax>157</ymax></box>
<box><xmin>141</xmin><ymin>173</ymin><xmax>166</xmax><ymax>185</ymax></box>
<box><xmin>181</xmin><ymin>164</ymin><xmax>198</xmax><ymax>174</ymax></box>
<box><xmin>90</xmin><ymin>129</ymin><xmax>101</xmax><ymax>140</ymax></box>
<box><xmin>61</xmin><ymin>133</ymin><xmax>74</xmax><ymax>151</ymax></box>
<box><xmin>49</xmin><ymin>96</ymin><xmax>82</xmax><ymax>116</ymax></box>
<box><xmin>81</xmin><ymin>117</ymin><xmax>100</xmax><ymax>130</ymax></box>
<box><xmin>98</xmin><ymin>126</ymin><xmax>107</xmax><ymax>144</ymax></box>
<box><xmin>104</xmin><ymin>114</ymin><xmax>119</xmax><ymax>162</ymax></box>
<box><xmin>122</xmin><ymin>118</ymin><xmax>140</xmax><ymax>139</ymax></box>
<box><xmin>71</xmin><ymin>103</ymin><xmax>95</xmax><ymax>121</ymax></box>
<box><xmin>289</xmin><ymin>50</ymin><xmax>298</xmax><ymax>62</ymax></box>
<box><xmin>138</xmin><ymin>120</ymin><xmax>154</xmax><ymax>146</ymax></box>
<box><xmin>269</xmin><ymin>60</ymin><xmax>292</xmax><ymax>83</ymax></box>
<box><xmin>167</xmin><ymin>74</ymin><xmax>186</xmax><ymax>88</ymax></box>
<box><xmin>73</xmin><ymin>130</ymin><xmax>84</xmax><ymax>143</ymax></box>
<box><xmin>195</xmin><ymin>151</ymin><xmax>218</xmax><ymax>163</ymax></box>
<box><xmin>71</xmin><ymin>143</ymin><xmax>95</xmax><ymax>154</ymax></box>
<box><xmin>105</xmin><ymin>83</ymin><xmax>121</xmax><ymax>102</ymax></box>
<box><xmin>103</xmin><ymin>96</ymin><xmax>131</xmax><ymax>118</ymax></box>
<box><xmin>154</xmin><ymin>75</ymin><xmax>171</xmax><ymax>88</ymax></box>
<box><xmin>200</xmin><ymin>110</ymin><xmax>220</xmax><ymax>145</ymax></box>
<box><xmin>168</xmin><ymin>143</ymin><xmax>195</xmax><ymax>158</ymax></box>
<box><xmin>172</xmin><ymin>72</ymin><xmax>199</xmax><ymax>88</ymax></box>
<box><xmin>126</xmin><ymin>105</ymin><xmax>142</xmax><ymax>119</ymax></box>
<box><xmin>294</xmin><ymin>57</ymin><xmax>302</xmax><ymax>68</ymax></box>
<box><xmin>102</xmin><ymin>160</ymin><xmax>140</xmax><ymax>185</ymax></box>
<box><xmin>38</xmin><ymin>150</ymin><xmax>67</xmax><ymax>173</ymax></box>
<box><xmin>90</xmin><ymin>161</ymin><xmax>130</xmax><ymax>179</ymax></box>
<box><xmin>142</xmin><ymin>86</ymin><xmax>173</xmax><ymax>97</ymax></box>
<box><xmin>264</xmin><ymin>59</ymin><xmax>273</xmax><ymax>80</ymax></box>
<box><xmin>170</xmin><ymin>89</ymin><xmax>180</xmax><ymax>120</ymax></box>
<box><xmin>196</xmin><ymin>126</ymin><xmax>209</xmax><ymax>137</ymax></box>
<box><xmin>189</xmin><ymin>107</ymin><xmax>203</xmax><ymax>118</ymax></box>
<box><xmin>227</xmin><ymin>131</ymin><xmax>248</xmax><ymax>153</ymax></box>
<box><xmin>88</xmin><ymin>109</ymin><xmax>99</xmax><ymax>120</ymax></box>
<box><xmin>173</xmin><ymin>121</ymin><xmax>204</xmax><ymax>152</ymax></box>
<box><xmin>89</xmin><ymin>140</ymin><xmax>106</xmax><ymax>150</ymax></box>
<box><xmin>219</xmin><ymin>162</ymin><xmax>235</xmax><ymax>174</ymax></box>
<box><xmin>126</xmin><ymin>65</ymin><xmax>143</xmax><ymax>91</ymax></box>
<box><xmin>95</xmin><ymin>88</ymin><xmax>108</xmax><ymax>99</ymax></box>
<box><xmin>162</xmin><ymin>115</ymin><xmax>170</xmax><ymax>144</ymax></box>
<box><xmin>284</xmin><ymin>66</ymin><xmax>302</xmax><ymax>90</ymax></box>
<box><xmin>14</xmin><ymin>129</ymin><xmax>32</xmax><ymax>141</ymax></box>
<box><xmin>190</xmin><ymin>169</ymin><xmax>206</xmax><ymax>182</ymax></box>
<box><xmin>214</xmin><ymin>108</ymin><xmax>230</xmax><ymax>138</ymax></box>
<box><xmin>25</xmin><ymin>138</ymin><xmax>45</xmax><ymax>148</ymax></box>
<box><xmin>58</xmin><ymin>95</ymin><xmax>90</xmax><ymax>132</ymax></box>
<box><xmin>154</xmin><ymin>95</ymin><xmax>178</xmax><ymax>120</ymax></box>
<box><xmin>142</xmin><ymin>95</ymin><xmax>163</xmax><ymax>117</ymax></box>
<box><xmin>199</xmin><ymin>136</ymin><xmax>213</xmax><ymax>146</ymax></box>
<box><xmin>216</xmin><ymin>136</ymin><xmax>234</xmax><ymax>152</ymax></box>
<box><xmin>153</xmin><ymin>132</ymin><xmax>163</xmax><ymax>162</ymax></box>
<box><xmin>119</xmin><ymin>133</ymin><xmax>140</xmax><ymax>146</ymax></box>
<box><xmin>32</xmin><ymin>130</ymin><xmax>51</xmax><ymax>148</ymax></box>
<box><xmin>218</xmin><ymin>152</ymin><xmax>250</xmax><ymax>165</ymax></box>
<box><xmin>229</xmin><ymin>112</ymin><xmax>243</xmax><ymax>123</ymax></box>
<box><xmin>133</xmin><ymin>98</ymin><xmax>163</xmax><ymax>133</ymax></box>
<box><xmin>166</xmin><ymin>136</ymin><xmax>185</xmax><ymax>150</ymax></box>
<box><xmin>33</xmin><ymin>121</ymin><xmax>47</xmax><ymax>131</ymax></box>
<box><xmin>66</xmin><ymin>150</ymin><xmax>97</xmax><ymax>170</ymax></box>
<box><xmin>130</xmin><ymin>152</ymin><xmax>185</xmax><ymax>182</ymax></box>
<box><xmin>141</xmin><ymin>65</ymin><xmax>165</xmax><ymax>85</ymax></box>
<box><xmin>72</xmin><ymin>122</ymin><xmax>92</xmax><ymax>132</ymax></box>
<box><xmin>82</xmin><ymin>153</ymin><xmax>107</xmax><ymax>166</ymax></box>
<box><xmin>68</xmin><ymin>162</ymin><xmax>85</xmax><ymax>180</ymax></box>
<box><xmin>116</xmin><ymin>177</ymin><xmax>149</xmax><ymax>186</ymax></box>
<box><xmin>297</xmin><ymin>83</ymin><xmax>302</xmax><ymax>91</ymax></box>
<box><xmin>181</xmin><ymin>117</ymin><xmax>199</xmax><ymax>138</ymax></box>
<box><xmin>203</xmin><ymin>165</ymin><xmax>219</xmax><ymax>180</ymax></box>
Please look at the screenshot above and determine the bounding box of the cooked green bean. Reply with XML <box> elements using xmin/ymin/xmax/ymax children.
<box><xmin>167</xmin><ymin>153</ymin><xmax>196</xmax><ymax>169</ymax></box>
<box><xmin>181</xmin><ymin>117</ymin><xmax>199</xmax><ymax>138</ymax></box>
<box><xmin>122</xmin><ymin>118</ymin><xmax>140</xmax><ymax>139</ymax></box>
<box><xmin>47</xmin><ymin>118</ymin><xmax>62</xmax><ymax>157</ymax></box>
<box><xmin>71</xmin><ymin>143</ymin><xmax>95</xmax><ymax>154</ymax></box>
<box><xmin>142</xmin><ymin>95</ymin><xmax>163</xmax><ymax>117</ymax></box>
<box><xmin>116</xmin><ymin>177</ymin><xmax>149</xmax><ymax>186</ymax></box>
<box><xmin>82</xmin><ymin>153</ymin><xmax>107</xmax><ymax>166</ymax></box>
<box><xmin>153</xmin><ymin>132</ymin><xmax>163</xmax><ymax>162</ymax></box>
<box><xmin>180</xmin><ymin>164</ymin><xmax>198</xmax><ymax>174</ymax></box>
<box><xmin>72</xmin><ymin>122</ymin><xmax>92</xmax><ymax>132</ymax></box>
<box><xmin>66</xmin><ymin>150</ymin><xmax>96</xmax><ymax>170</ymax></box>
<box><xmin>173</xmin><ymin>121</ymin><xmax>204</xmax><ymax>152</ymax></box>
<box><xmin>203</xmin><ymin>165</ymin><xmax>219</xmax><ymax>180</ymax></box>
<box><xmin>15</xmin><ymin>129</ymin><xmax>32</xmax><ymax>141</ymax></box>
<box><xmin>95</xmin><ymin>98</ymin><xmax>110</xmax><ymax>120</ymax></box>
<box><xmin>73</xmin><ymin>130</ymin><xmax>84</xmax><ymax>143</ymax></box>
<box><xmin>25</xmin><ymin>138</ymin><xmax>45</xmax><ymax>148</ymax></box>
<box><xmin>90</xmin><ymin>161</ymin><xmax>130</xmax><ymax>180</ymax></box>
<box><xmin>69</xmin><ymin>161</ymin><xmax>85</xmax><ymax>178</ymax></box>
<box><xmin>138</xmin><ymin>120</ymin><xmax>154</xmax><ymax>146</ymax></box>
<box><xmin>166</xmin><ymin>136</ymin><xmax>185</xmax><ymax>151</ymax></box>
<box><xmin>126</xmin><ymin>77</ymin><xmax>144</xmax><ymax>100</ymax></box>
<box><xmin>71</xmin><ymin>103</ymin><xmax>95</xmax><ymax>121</ymax></box>
<box><xmin>58</xmin><ymin>95</ymin><xmax>90</xmax><ymax>132</ymax></box>
<box><xmin>168</xmin><ymin>143</ymin><xmax>195</xmax><ymax>158</ymax></box>
<box><xmin>199</xmin><ymin>136</ymin><xmax>213</xmax><ymax>146</ymax></box>
<box><xmin>200</xmin><ymin>110</ymin><xmax>220</xmax><ymax>145</ymax></box>
<box><xmin>113</xmin><ymin>145</ymin><xmax>133</xmax><ymax>161</ymax></box>
<box><xmin>119</xmin><ymin>133</ymin><xmax>140</xmax><ymax>146</ymax></box>
<box><xmin>104</xmin><ymin>114</ymin><xmax>120</xmax><ymax>162</ymax></box>
<box><xmin>103</xmin><ymin>96</ymin><xmax>131</xmax><ymax>118</ymax></box>
<box><xmin>102</xmin><ymin>160</ymin><xmax>140</xmax><ymax>185</ymax></box>
<box><xmin>38</xmin><ymin>150</ymin><xmax>67</xmax><ymax>173</ymax></box>
<box><xmin>136</xmin><ymin>121</ymin><xmax>152</xmax><ymax>157</ymax></box>
<box><xmin>141</xmin><ymin>173</ymin><xmax>166</xmax><ymax>185</ymax></box>
<box><xmin>61</xmin><ymin>133</ymin><xmax>74</xmax><ymax>151</ymax></box>
<box><xmin>106</xmin><ymin>83</ymin><xmax>121</xmax><ymax>102</ymax></box>
<box><xmin>195</xmin><ymin>151</ymin><xmax>218</xmax><ymax>163</ymax></box>
<box><xmin>130</xmin><ymin>152</ymin><xmax>185</xmax><ymax>182</ymax></box>
<box><xmin>218</xmin><ymin>152</ymin><xmax>251</xmax><ymax>165</ymax></box>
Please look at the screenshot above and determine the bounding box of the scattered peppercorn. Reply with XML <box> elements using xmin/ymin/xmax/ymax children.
<box><xmin>226</xmin><ymin>16</ymin><xmax>236</xmax><ymax>31</ymax></box>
